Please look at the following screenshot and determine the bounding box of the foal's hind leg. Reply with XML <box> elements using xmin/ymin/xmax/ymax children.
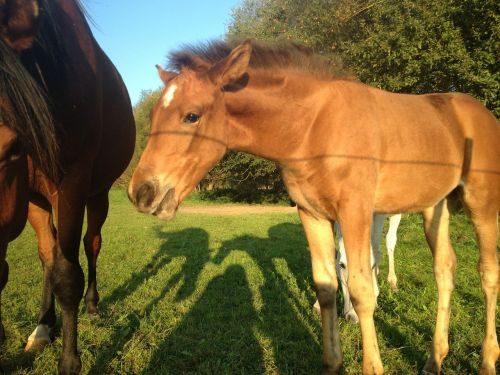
<box><xmin>25</xmin><ymin>199</ymin><xmax>57</xmax><ymax>352</ymax></box>
<box><xmin>298</xmin><ymin>208</ymin><xmax>342</xmax><ymax>374</ymax></box>
<box><xmin>468</xmin><ymin>206</ymin><xmax>499</xmax><ymax>374</ymax></box>
<box><xmin>421</xmin><ymin>199</ymin><xmax>456</xmax><ymax>374</ymax></box>
<box><xmin>83</xmin><ymin>191</ymin><xmax>109</xmax><ymax>316</ymax></box>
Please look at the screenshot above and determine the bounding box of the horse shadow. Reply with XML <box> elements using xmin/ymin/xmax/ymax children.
<box><xmin>89</xmin><ymin>226</ymin><xmax>211</xmax><ymax>374</ymax></box>
<box><xmin>140</xmin><ymin>222</ymin><xmax>323</xmax><ymax>374</ymax></box>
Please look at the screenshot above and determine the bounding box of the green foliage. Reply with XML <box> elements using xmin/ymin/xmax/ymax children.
<box><xmin>202</xmin><ymin>151</ymin><xmax>288</xmax><ymax>203</ymax></box>
<box><xmin>228</xmin><ymin>0</ymin><xmax>499</xmax><ymax>115</ymax></box>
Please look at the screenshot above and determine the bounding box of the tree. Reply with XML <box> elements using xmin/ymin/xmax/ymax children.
<box><xmin>228</xmin><ymin>0</ymin><xmax>499</xmax><ymax>115</ymax></box>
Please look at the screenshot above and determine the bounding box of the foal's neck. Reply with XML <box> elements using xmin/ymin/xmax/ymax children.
<box><xmin>225</xmin><ymin>69</ymin><xmax>329</xmax><ymax>161</ymax></box>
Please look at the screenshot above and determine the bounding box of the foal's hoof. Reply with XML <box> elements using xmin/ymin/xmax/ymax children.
<box><xmin>24</xmin><ymin>324</ymin><xmax>51</xmax><ymax>353</ymax></box>
<box><xmin>479</xmin><ymin>363</ymin><xmax>497</xmax><ymax>375</ymax></box>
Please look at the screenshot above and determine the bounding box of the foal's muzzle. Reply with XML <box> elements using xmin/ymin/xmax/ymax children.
<box><xmin>129</xmin><ymin>181</ymin><xmax>157</xmax><ymax>213</ymax></box>
<box><xmin>128</xmin><ymin>180</ymin><xmax>178</xmax><ymax>220</ymax></box>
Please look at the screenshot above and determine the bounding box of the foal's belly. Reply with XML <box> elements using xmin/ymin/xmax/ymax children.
<box><xmin>374</xmin><ymin>163</ymin><xmax>461</xmax><ymax>213</ymax></box>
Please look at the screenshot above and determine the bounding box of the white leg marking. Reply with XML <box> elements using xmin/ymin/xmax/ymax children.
<box><xmin>25</xmin><ymin>324</ymin><xmax>51</xmax><ymax>352</ymax></box>
<box><xmin>387</xmin><ymin>214</ymin><xmax>402</xmax><ymax>290</ymax></box>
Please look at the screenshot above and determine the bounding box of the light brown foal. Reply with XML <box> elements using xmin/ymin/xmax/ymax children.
<box><xmin>129</xmin><ymin>40</ymin><xmax>499</xmax><ymax>374</ymax></box>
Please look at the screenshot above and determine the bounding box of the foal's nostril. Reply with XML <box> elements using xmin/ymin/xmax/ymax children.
<box><xmin>135</xmin><ymin>182</ymin><xmax>156</xmax><ymax>209</ymax></box>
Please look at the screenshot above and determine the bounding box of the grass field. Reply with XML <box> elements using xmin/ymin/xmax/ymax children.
<box><xmin>1</xmin><ymin>189</ymin><xmax>497</xmax><ymax>374</ymax></box>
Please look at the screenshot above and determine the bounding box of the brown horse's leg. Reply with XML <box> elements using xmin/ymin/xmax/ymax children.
<box><xmin>25</xmin><ymin>199</ymin><xmax>57</xmax><ymax>352</ymax></box>
<box><xmin>421</xmin><ymin>199</ymin><xmax>456</xmax><ymax>375</ymax></box>
<box><xmin>83</xmin><ymin>191</ymin><xmax>109</xmax><ymax>316</ymax></box>
<box><xmin>469</xmin><ymin>207</ymin><xmax>499</xmax><ymax>374</ymax></box>
<box><xmin>340</xmin><ymin>210</ymin><xmax>383</xmax><ymax>375</ymax></box>
<box><xmin>0</xmin><ymin>241</ymin><xmax>9</xmax><ymax>344</ymax></box>
<box><xmin>52</xmin><ymin>171</ymin><xmax>87</xmax><ymax>375</ymax></box>
<box><xmin>298</xmin><ymin>208</ymin><xmax>342</xmax><ymax>374</ymax></box>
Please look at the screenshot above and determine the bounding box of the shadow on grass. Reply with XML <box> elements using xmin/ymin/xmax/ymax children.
<box><xmin>140</xmin><ymin>264</ymin><xmax>267</xmax><ymax>375</ymax></box>
<box><xmin>142</xmin><ymin>222</ymin><xmax>322</xmax><ymax>374</ymax></box>
<box><xmin>89</xmin><ymin>226</ymin><xmax>211</xmax><ymax>374</ymax></box>
<box><xmin>90</xmin><ymin>222</ymin><xmax>323</xmax><ymax>374</ymax></box>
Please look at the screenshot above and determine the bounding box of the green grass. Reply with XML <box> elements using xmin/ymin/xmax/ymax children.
<box><xmin>1</xmin><ymin>189</ymin><xmax>497</xmax><ymax>374</ymax></box>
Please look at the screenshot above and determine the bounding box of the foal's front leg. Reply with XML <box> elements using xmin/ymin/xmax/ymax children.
<box><xmin>298</xmin><ymin>208</ymin><xmax>342</xmax><ymax>374</ymax></box>
<box><xmin>340</xmin><ymin>210</ymin><xmax>383</xmax><ymax>375</ymax></box>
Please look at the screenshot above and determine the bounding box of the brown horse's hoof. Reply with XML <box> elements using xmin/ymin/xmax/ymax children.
<box><xmin>24</xmin><ymin>324</ymin><xmax>51</xmax><ymax>353</ymax></box>
<box><xmin>58</xmin><ymin>353</ymin><xmax>81</xmax><ymax>375</ymax></box>
<box><xmin>0</xmin><ymin>323</ymin><xmax>5</xmax><ymax>344</ymax></box>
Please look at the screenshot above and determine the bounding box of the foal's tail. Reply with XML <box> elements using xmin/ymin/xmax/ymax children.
<box><xmin>446</xmin><ymin>137</ymin><xmax>473</xmax><ymax>214</ymax></box>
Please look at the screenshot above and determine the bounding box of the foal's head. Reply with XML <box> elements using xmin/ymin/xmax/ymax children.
<box><xmin>129</xmin><ymin>41</ymin><xmax>252</xmax><ymax>220</ymax></box>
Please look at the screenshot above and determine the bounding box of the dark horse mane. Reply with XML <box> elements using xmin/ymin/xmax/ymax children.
<box><xmin>0</xmin><ymin>37</ymin><xmax>58</xmax><ymax>181</ymax></box>
<box><xmin>168</xmin><ymin>39</ymin><xmax>347</xmax><ymax>80</ymax></box>
<box><xmin>1</xmin><ymin>0</ymin><xmax>91</xmax><ymax>182</ymax></box>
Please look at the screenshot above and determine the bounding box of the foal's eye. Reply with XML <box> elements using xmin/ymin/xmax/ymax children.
<box><xmin>183</xmin><ymin>112</ymin><xmax>201</xmax><ymax>124</ymax></box>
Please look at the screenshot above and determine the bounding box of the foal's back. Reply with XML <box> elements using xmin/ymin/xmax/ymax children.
<box><xmin>322</xmin><ymin>82</ymin><xmax>500</xmax><ymax>212</ymax></box>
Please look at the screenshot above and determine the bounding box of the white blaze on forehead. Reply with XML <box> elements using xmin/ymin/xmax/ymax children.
<box><xmin>162</xmin><ymin>84</ymin><xmax>178</xmax><ymax>108</ymax></box>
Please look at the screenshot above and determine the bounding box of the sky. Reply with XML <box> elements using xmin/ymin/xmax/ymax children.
<box><xmin>85</xmin><ymin>0</ymin><xmax>243</xmax><ymax>106</ymax></box>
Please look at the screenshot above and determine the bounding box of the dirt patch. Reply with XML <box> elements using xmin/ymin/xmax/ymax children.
<box><xmin>178</xmin><ymin>205</ymin><xmax>297</xmax><ymax>215</ymax></box>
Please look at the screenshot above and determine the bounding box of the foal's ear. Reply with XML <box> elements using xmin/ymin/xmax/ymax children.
<box><xmin>0</xmin><ymin>0</ymin><xmax>40</xmax><ymax>51</ymax></box>
<box><xmin>156</xmin><ymin>65</ymin><xmax>177</xmax><ymax>85</ymax></box>
<box><xmin>208</xmin><ymin>40</ymin><xmax>252</xmax><ymax>87</ymax></box>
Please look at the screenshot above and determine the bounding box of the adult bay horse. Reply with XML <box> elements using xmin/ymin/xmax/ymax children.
<box><xmin>0</xmin><ymin>33</ymin><xmax>59</xmax><ymax>342</ymax></box>
<box><xmin>0</xmin><ymin>0</ymin><xmax>135</xmax><ymax>373</ymax></box>
<box><xmin>128</xmin><ymin>40</ymin><xmax>499</xmax><ymax>374</ymax></box>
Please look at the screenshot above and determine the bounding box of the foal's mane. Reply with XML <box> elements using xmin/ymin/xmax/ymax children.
<box><xmin>168</xmin><ymin>40</ymin><xmax>345</xmax><ymax>80</ymax></box>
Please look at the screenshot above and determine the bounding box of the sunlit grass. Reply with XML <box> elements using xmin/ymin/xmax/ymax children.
<box><xmin>1</xmin><ymin>189</ymin><xmax>496</xmax><ymax>374</ymax></box>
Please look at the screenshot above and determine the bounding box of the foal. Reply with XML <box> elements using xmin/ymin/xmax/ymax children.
<box><xmin>129</xmin><ymin>40</ymin><xmax>499</xmax><ymax>374</ymax></box>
